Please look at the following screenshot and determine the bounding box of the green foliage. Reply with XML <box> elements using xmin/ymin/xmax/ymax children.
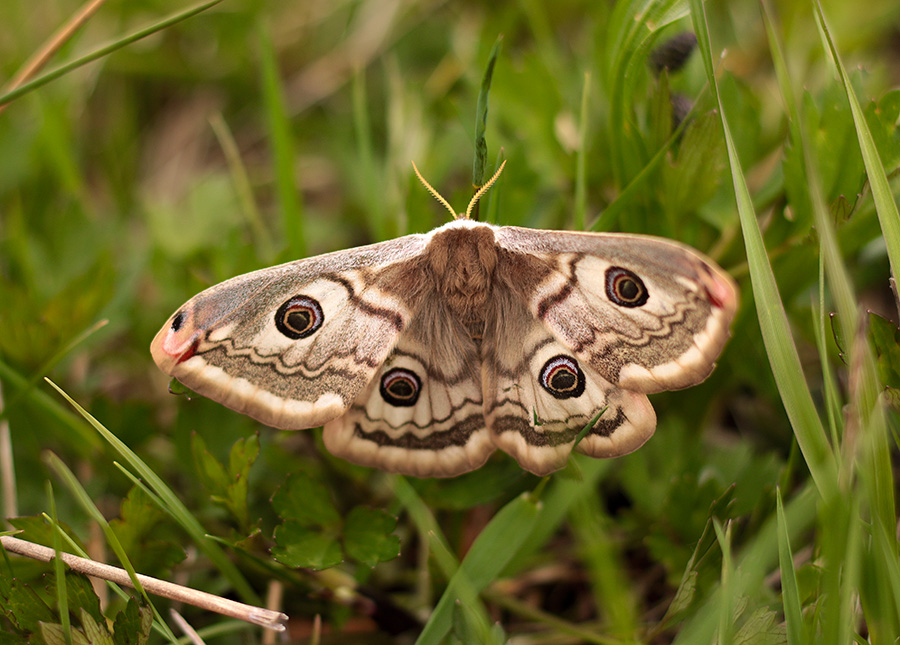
<box><xmin>271</xmin><ymin>472</ymin><xmax>400</xmax><ymax>570</ymax></box>
<box><xmin>1</xmin><ymin>0</ymin><xmax>899</xmax><ymax>641</ymax></box>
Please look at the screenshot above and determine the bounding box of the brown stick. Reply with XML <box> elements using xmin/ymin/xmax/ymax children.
<box><xmin>0</xmin><ymin>535</ymin><xmax>287</xmax><ymax>632</ymax></box>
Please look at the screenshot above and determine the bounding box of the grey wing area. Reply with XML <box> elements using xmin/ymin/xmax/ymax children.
<box><xmin>151</xmin><ymin>235</ymin><xmax>429</xmax><ymax>430</ymax></box>
<box><xmin>483</xmin><ymin>291</ymin><xmax>656</xmax><ymax>476</ymax></box>
<box><xmin>493</xmin><ymin>226</ymin><xmax>738</xmax><ymax>394</ymax></box>
<box><xmin>324</xmin><ymin>299</ymin><xmax>495</xmax><ymax>478</ymax></box>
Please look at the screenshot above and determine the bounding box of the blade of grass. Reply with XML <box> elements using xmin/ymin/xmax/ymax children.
<box><xmin>571</xmin><ymin>489</ymin><xmax>637</xmax><ymax>638</ymax></box>
<box><xmin>415</xmin><ymin>492</ymin><xmax>540</xmax><ymax>645</ymax></box>
<box><xmin>0</xmin><ymin>319</ymin><xmax>108</xmax><ymax>423</ymax></box>
<box><xmin>258</xmin><ymin>21</ymin><xmax>305</xmax><ymax>257</ymax></box>
<box><xmin>776</xmin><ymin>488</ymin><xmax>805</xmax><ymax>645</ymax></box>
<box><xmin>44</xmin><ymin>379</ymin><xmax>260</xmax><ymax>605</ymax></box>
<box><xmin>574</xmin><ymin>71</ymin><xmax>590</xmax><ymax>231</ymax></box>
<box><xmin>352</xmin><ymin>67</ymin><xmax>386</xmax><ymax>239</ymax></box>
<box><xmin>472</xmin><ymin>35</ymin><xmax>503</xmax><ymax>200</ymax></box>
<box><xmin>593</xmin><ymin>82</ymin><xmax>705</xmax><ymax>231</ymax></box>
<box><xmin>0</xmin><ymin>360</ymin><xmax>99</xmax><ymax>452</ymax></box>
<box><xmin>813</xmin><ymin>0</ymin><xmax>900</xmax><ymax>285</ymax></box>
<box><xmin>713</xmin><ymin>520</ymin><xmax>734</xmax><ymax>645</ymax></box>
<box><xmin>46</xmin><ymin>482</ymin><xmax>72</xmax><ymax>645</ymax></box>
<box><xmin>690</xmin><ymin>0</ymin><xmax>837</xmax><ymax>498</ymax></box>
<box><xmin>674</xmin><ymin>479</ymin><xmax>819</xmax><ymax>644</ymax></box>
<box><xmin>43</xmin><ymin>452</ymin><xmax>178</xmax><ymax>643</ymax></box>
<box><xmin>0</xmin><ymin>0</ymin><xmax>107</xmax><ymax>116</ymax></box>
<box><xmin>762</xmin><ymin>0</ymin><xmax>857</xmax><ymax>341</ymax></box>
<box><xmin>0</xmin><ymin>0</ymin><xmax>223</xmax><ymax>108</ymax></box>
<box><xmin>209</xmin><ymin>113</ymin><xmax>275</xmax><ymax>263</ymax></box>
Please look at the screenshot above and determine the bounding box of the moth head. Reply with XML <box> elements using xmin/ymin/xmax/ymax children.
<box><xmin>411</xmin><ymin>160</ymin><xmax>507</xmax><ymax>221</ymax></box>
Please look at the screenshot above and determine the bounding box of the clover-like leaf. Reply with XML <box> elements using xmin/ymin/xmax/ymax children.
<box><xmin>343</xmin><ymin>507</ymin><xmax>400</xmax><ymax>567</ymax></box>
<box><xmin>271</xmin><ymin>521</ymin><xmax>342</xmax><ymax>570</ymax></box>
<box><xmin>271</xmin><ymin>472</ymin><xmax>340</xmax><ymax>527</ymax></box>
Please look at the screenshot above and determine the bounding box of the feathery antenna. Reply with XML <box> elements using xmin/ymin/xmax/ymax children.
<box><xmin>412</xmin><ymin>161</ymin><xmax>459</xmax><ymax>220</ymax></box>
<box><xmin>411</xmin><ymin>160</ymin><xmax>507</xmax><ymax>221</ymax></box>
<box><xmin>466</xmin><ymin>160</ymin><xmax>506</xmax><ymax>220</ymax></box>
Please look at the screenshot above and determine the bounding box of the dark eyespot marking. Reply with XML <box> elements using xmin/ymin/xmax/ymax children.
<box><xmin>605</xmin><ymin>267</ymin><xmax>648</xmax><ymax>307</ymax></box>
<box><xmin>171</xmin><ymin>311</ymin><xmax>186</xmax><ymax>332</ymax></box>
<box><xmin>539</xmin><ymin>355</ymin><xmax>586</xmax><ymax>399</ymax></box>
<box><xmin>275</xmin><ymin>295</ymin><xmax>324</xmax><ymax>339</ymax></box>
<box><xmin>380</xmin><ymin>368</ymin><xmax>421</xmax><ymax>407</ymax></box>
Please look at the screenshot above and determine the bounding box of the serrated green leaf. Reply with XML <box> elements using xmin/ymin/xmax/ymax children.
<box><xmin>5</xmin><ymin>580</ymin><xmax>56</xmax><ymax>632</ymax></box>
<box><xmin>7</xmin><ymin>516</ymin><xmax>86</xmax><ymax>553</ymax></box>
<box><xmin>864</xmin><ymin>89</ymin><xmax>900</xmax><ymax>173</ymax></box>
<box><xmin>225</xmin><ymin>435</ymin><xmax>259</xmax><ymax>528</ymax></box>
<box><xmin>109</xmin><ymin>487</ymin><xmax>185</xmax><ymax>573</ymax></box>
<box><xmin>191</xmin><ymin>432</ymin><xmax>230</xmax><ymax>493</ymax></box>
<box><xmin>228</xmin><ymin>434</ymin><xmax>259</xmax><ymax>479</ymax></box>
<box><xmin>63</xmin><ymin>574</ymin><xmax>103</xmax><ymax>627</ymax></box>
<box><xmin>662</xmin><ymin>111</ymin><xmax>726</xmax><ymax>223</ymax></box>
<box><xmin>271</xmin><ymin>521</ymin><xmax>342</xmax><ymax>570</ymax></box>
<box><xmin>111</xmin><ymin>598</ymin><xmax>151</xmax><ymax>645</ymax></box>
<box><xmin>343</xmin><ymin>507</ymin><xmax>400</xmax><ymax>567</ymax></box>
<box><xmin>733</xmin><ymin>608</ymin><xmax>787</xmax><ymax>645</ymax></box>
<box><xmin>869</xmin><ymin>312</ymin><xmax>900</xmax><ymax>387</ymax></box>
<box><xmin>40</xmin><ymin>622</ymin><xmax>90</xmax><ymax>645</ymax></box>
<box><xmin>80</xmin><ymin>609</ymin><xmax>113</xmax><ymax>645</ymax></box>
<box><xmin>0</xmin><ymin>631</ymin><xmax>28</xmax><ymax>644</ymax></box>
<box><xmin>271</xmin><ymin>472</ymin><xmax>340</xmax><ymax>527</ymax></box>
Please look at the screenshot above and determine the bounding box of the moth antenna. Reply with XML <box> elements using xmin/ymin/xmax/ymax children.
<box><xmin>465</xmin><ymin>160</ymin><xmax>507</xmax><ymax>220</ymax></box>
<box><xmin>412</xmin><ymin>161</ymin><xmax>460</xmax><ymax>220</ymax></box>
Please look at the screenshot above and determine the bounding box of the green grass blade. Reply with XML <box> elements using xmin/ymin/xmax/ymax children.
<box><xmin>209</xmin><ymin>112</ymin><xmax>275</xmax><ymax>262</ymax></box>
<box><xmin>0</xmin><ymin>360</ymin><xmax>99</xmax><ymax>452</ymax></box>
<box><xmin>571</xmin><ymin>490</ymin><xmax>637</xmax><ymax>637</ymax></box>
<box><xmin>0</xmin><ymin>0</ymin><xmax>223</xmax><ymax>107</ymax></box>
<box><xmin>690</xmin><ymin>0</ymin><xmax>837</xmax><ymax>498</ymax></box>
<box><xmin>352</xmin><ymin>67</ymin><xmax>387</xmax><ymax>240</ymax></box>
<box><xmin>258</xmin><ymin>21</ymin><xmax>304</xmax><ymax>257</ymax></box>
<box><xmin>44</xmin><ymin>379</ymin><xmax>260</xmax><ymax>605</ymax></box>
<box><xmin>473</xmin><ymin>35</ymin><xmax>503</xmax><ymax>195</ymax></box>
<box><xmin>775</xmin><ymin>488</ymin><xmax>805</xmax><ymax>645</ymax></box>
<box><xmin>46</xmin><ymin>482</ymin><xmax>72</xmax><ymax>645</ymax></box>
<box><xmin>43</xmin><ymin>452</ymin><xmax>178</xmax><ymax>643</ymax></box>
<box><xmin>415</xmin><ymin>492</ymin><xmax>540</xmax><ymax>645</ymax></box>
<box><xmin>574</xmin><ymin>72</ymin><xmax>590</xmax><ymax>231</ymax></box>
<box><xmin>712</xmin><ymin>520</ymin><xmax>734</xmax><ymax>645</ymax></box>
<box><xmin>814</xmin><ymin>0</ymin><xmax>900</xmax><ymax>285</ymax></box>
<box><xmin>761</xmin><ymin>0</ymin><xmax>858</xmax><ymax>344</ymax></box>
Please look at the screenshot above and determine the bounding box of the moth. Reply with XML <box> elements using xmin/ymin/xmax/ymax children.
<box><xmin>152</xmin><ymin>164</ymin><xmax>737</xmax><ymax>478</ymax></box>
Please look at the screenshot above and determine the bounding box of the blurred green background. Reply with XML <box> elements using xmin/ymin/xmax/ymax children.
<box><xmin>1</xmin><ymin>0</ymin><xmax>899</xmax><ymax>642</ymax></box>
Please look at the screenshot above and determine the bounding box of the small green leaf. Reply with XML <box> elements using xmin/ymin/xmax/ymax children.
<box><xmin>63</xmin><ymin>574</ymin><xmax>103</xmax><ymax>627</ymax></box>
<box><xmin>343</xmin><ymin>507</ymin><xmax>400</xmax><ymax>567</ymax></box>
<box><xmin>5</xmin><ymin>580</ymin><xmax>56</xmax><ymax>632</ymax></box>
<box><xmin>225</xmin><ymin>434</ymin><xmax>259</xmax><ymax>528</ymax></box>
<box><xmin>662</xmin><ymin>111</ymin><xmax>726</xmax><ymax>223</ymax></box>
<box><xmin>864</xmin><ymin>89</ymin><xmax>900</xmax><ymax>173</ymax></box>
<box><xmin>271</xmin><ymin>472</ymin><xmax>340</xmax><ymax>527</ymax></box>
<box><xmin>166</xmin><ymin>378</ymin><xmax>197</xmax><ymax>398</ymax></box>
<box><xmin>869</xmin><ymin>312</ymin><xmax>900</xmax><ymax>389</ymax></box>
<box><xmin>191</xmin><ymin>432</ymin><xmax>230</xmax><ymax>493</ymax></box>
<box><xmin>81</xmin><ymin>609</ymin><xmax>114</xmax><ymax>645</ymax></box>
<box><xmin>109</xmin><ymin>487</ymin><xmax>185</xmax><ymax>573</ymax></box>
<box><xmin>272</xmin><ymin>521</ymin><xmax>342</xmax><ymax>570</ymax></box>
<box><xmin>111</xmin><ymin>597</ymin><xmax>151</xmax><ymax>645</ymax></box>
<box><xmin>733</xmin><ymin>607</ymin><xmax>787</xmax><ymax>645</ymax></box>
<box><xmin>39</xmin><ymin>623</ymin><xmax>90</xmax><ymax>645</ymax></box>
